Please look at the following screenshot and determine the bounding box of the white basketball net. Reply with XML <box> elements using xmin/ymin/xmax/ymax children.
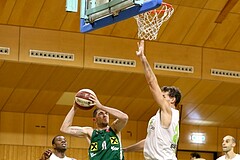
<box><xmin>134</xmin><ymin>3</ymin><xmax>174</xmax><ymax>40</ymax></box>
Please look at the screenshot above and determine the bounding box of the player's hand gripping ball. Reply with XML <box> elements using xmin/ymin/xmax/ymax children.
<box><xmin>75</xmin><ymin>89</ymin><xmax>96</xmax><ymax>110</ymax></box>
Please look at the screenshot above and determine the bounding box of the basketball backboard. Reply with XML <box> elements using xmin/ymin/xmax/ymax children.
<box><xmin>80</xmin><ymin>0</ymin><xmax>162</xmax><ymax>32</ymax></box>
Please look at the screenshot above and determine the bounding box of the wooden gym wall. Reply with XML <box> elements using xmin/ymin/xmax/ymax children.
<box><xmin>0</xmin><ymin>111</ymin><xmax>240</xmax><ymax>159</ymax></box>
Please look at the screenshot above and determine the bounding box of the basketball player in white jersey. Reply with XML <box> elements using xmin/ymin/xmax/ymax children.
<box><xmin>123</xmin><ymin>40</ymin><xmax>182</xmax><ymax>160</ymax></box>
<box><xmin>40</xmin><ymin>135</ymin><xmax>76</xmax><ymax>160</ymax></box>
<box><xmin>216</xmin><ymin>135</ymin><xmax>240</xmax><ymax>160</ymax></box>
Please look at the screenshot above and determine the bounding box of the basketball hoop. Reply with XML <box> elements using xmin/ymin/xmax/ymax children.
<box><xmin>134</xmin><ymin>2</ymin><xmax>174</xmax><ymax>40</ymax></box>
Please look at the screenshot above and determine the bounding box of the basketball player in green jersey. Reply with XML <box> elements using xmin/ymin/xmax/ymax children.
<box><xmin>60</xmin><ymin>93</ymin><xmax>128</xmax><ymax>160</ymax></box>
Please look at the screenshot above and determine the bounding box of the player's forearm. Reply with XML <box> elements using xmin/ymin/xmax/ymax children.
<box><xmin>140</xmin><ymin>55</ymin><xmax>157</xmax><ymax>85</ymax></box>
<box><xmin>60</xmin><ymin>106</ymin><xmax>77</xmax><ymax>133</ymax></box>
<box><xmin>124</xmin><ymin>139</ymin><xmax>145</xmax><ymax>152</ymax></box>
<box><xmin>98</xmin><ymin>104</ymin><xmax>128</xmax><ymax>121</ymax></box>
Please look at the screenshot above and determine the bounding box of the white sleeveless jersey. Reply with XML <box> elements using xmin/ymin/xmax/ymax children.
<box><xmin>217</xmin><ymin>154</ymin><xmax>240</xmax><ymax>160</ymax></box>
<box><xmin>49</xmin><ymin>153</ymin><xmax>76</xmax><ymax>160</ymax></box>
<box><xmin>144</xmin><ymin>108</ymin><xmax>179</xmax><ymax>160</ymax></box>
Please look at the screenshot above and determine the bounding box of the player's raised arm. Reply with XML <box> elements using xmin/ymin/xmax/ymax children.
<box><xmin>60</xmin><ymin>105</ymin><xmax>93</xmax><ymax>138</ymax></box>
<box><xmin>136</xmin><ymin>40</ymin><xmax>171</xmax><ymax>115</ymax></box>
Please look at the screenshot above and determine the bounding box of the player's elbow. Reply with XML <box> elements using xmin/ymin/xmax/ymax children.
<box><xmin>123</xmin><ymin>113</ymin><xmax>129</xmax><ymax>121</ymax></box>
<box><xmin>60</xmin><ymin>128</ymin><xmax>65</xmax><ymax>133</ymax></box>
<box><xmin>120</xmin><ymin>113</ymin><xmax>129</xmax><ymax>123</ymax></box>
<box><xmin>60</xmin><ymin>126</ymin><xmax>68</xmax><ymax>134</ymax></box>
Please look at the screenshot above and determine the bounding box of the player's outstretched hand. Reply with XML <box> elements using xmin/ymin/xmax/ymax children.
<box><xmin>89</xmin><ymin>94</ymin><xmax>102</xmax><ymax>109</ymax></box>
<box><xmin>136</xmin><ymin>40</ymin><xmax>145</xmax><ymax>57</ymax></box>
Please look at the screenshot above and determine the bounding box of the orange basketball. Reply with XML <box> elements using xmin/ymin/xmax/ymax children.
<box><xmin>75</xmin><ymin>89</ymin><xmax>96</xmax><ymax>110</ymax></box>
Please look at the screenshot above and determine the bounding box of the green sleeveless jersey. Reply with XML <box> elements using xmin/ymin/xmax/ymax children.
<box><xmin>88</xmin><ymin>127</ymin><xmax>124</xmax><ymax>160</ymax></box>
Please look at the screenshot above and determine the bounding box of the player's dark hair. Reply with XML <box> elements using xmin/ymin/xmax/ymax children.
<box><xmin>161</xmin><ymin>86</ymin><xmax>181</xmax><ymax>107</ymax></box>
<box><xmin>52</xmin><ymin>135</ymin><xmax>63</xmax><ymax>145</ymax></box>
<box><xmin>93</xmin><ymin>108</ymin><xmax>99</xmax><ymax>117</ymax></box>
<box><xmin>191</xmin><ymin>152</ymin><xmax>201</xmax><ymax>158</ymax></box>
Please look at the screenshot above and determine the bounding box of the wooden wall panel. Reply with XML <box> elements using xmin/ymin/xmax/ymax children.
<box><xmin>206</xmin><ymin>105</ymin><xmax>239</xmax><ymax>123</ymax></box>
<box><xmin>159</xmin><ymin>6</ymin><xmax>201</xmax><ymax>43</ymax></box>
<box><xmin>47</xmin><ymin>115</ymin><xmax>66</xmax><ymax>147</ymax></box>
<box><xmin>227</xmin><ymin>27</ymin><xmax>240</xmax><ymax>51</ymax></box>
<box><xmin>0</xmin><ymin>87</ymin><xmax>14</xmax><ymax>110</ymax></box>
<box><xmin>136</xmin><ymin>121</ymin><xmax>147</xmax><ymax>141</ymax></box>
<box><xmin>91</xmin><ymin>23</ymin><xmax>115</xmax><ymax>35</ymax></box>
<box><xmin>182</xmin><ymin>10</ymin><xmax>218</xmax><ymax>46</ymax></box>
<box><xmin>24</xmin><ymin>113</ymin><xmax>47</xmax><ymax>146</ymax></box>
<box><xmin>113</xmin><ymin>73</ymin><xmax>147</xmax><ymax>98</ymax></box>
<box><xmin>122</xmin><ymin>121</ymin><xmax>137</xmax><ymax>147</ymax></box>
<box><xmin>186</xmin><ymin>104</ymin><xmax>219</xmax><ymax>122</ymax></box>
<box><xmin>178</xmin><ymin>124</ymin><xmax>198</xmax><ymax>150</ymax></box>
<box><xmin>0</xmin><ymin>61</ymin><xmax>30</xmax><ymax>88</ymax></box>
<box><xmin>204</xmin><ymin>13</ymin><xmax>240</xmax><ymax>49</ymax></box>
<box><xmin>60</xmin><ymin>9</ymin><xmax>80</xmax><ymax>32</ymax></box>
<box><xmin>204</xmin><ymin>0</ymin><xmax>227</xmax><ymax>10</ymax></box>
<box><xmin>105</xmin><ymin>96</ymin><xmax>133</xmax><ymax>114</ymax></box>
<box><xmin>146</xmin><ymin>41</ymin><xmax>202</xmax><ymax>78</ymax></box>
<box><xmin>16</xmin><ymin>63</ymin><xmax>56</xmax><ymax>89</ymax></box>
<box><xmin>181</xmin><ymin>80</ymin><xmax>221</xmax><ymax>119</ymax></box>
<box><xmin>67</xmin><ymin>148</ymin><xmax>89</xmax><ymax>160</ymax></box>
<box><xmin>124</xmin><ymin>99</ymin><xmax>155</xmax><ymax>121</ymax></box>
<box><xmin>172</xmin><ymin>77</ymin><xmax>200</xmax><ymax>97</ymax></box>
<box><xmin>140</xmin><ymin>104</ymin><xmax>160</xmax><ymax>121</ymax></box>
<box><xmin>111</xmin><ymin>18</ymin><xmax>137</xmax><ymax>38</ymax></box>
<box><xmin>203</xmin><ymin>48</ymin><xmax>240</xmax><ymax>83</ymax></box>
<box><xmin>8</xmin><ymin>0</ymin><xmax>44</xmax><ymax>26</ymax></box>
<box><xmin>42</xmin><ymin>66</ymin><xmax>81</xmax><ymax>91</ymax></box>
<box><xmin>201</xmin><ymin>82</ymin><xmax>240</xmax><ymax>105</ymax></box>
<box><xmin>92</xmin><ymin>71</ymin><xmax>132</xmax><ymax>96</ymax></box>
<box><xmin>0</xmin><ymin>112</ymin><xmax>24</xmax><ymax>144</ymax></box>
<box><xmin>2</xmin><ymin>89</ymin><xmax>39</xmax><ymax>112</ymax></box>
<box><xmin>20</xmin><ymin>27</ymin><xmax>84</xmax><ymax>67</ymax></box>
<box><xmin>124</xmin><ymin>151</ymin><xmax>144</xmax><ymax>160</ymax></box>
<box><xmin>0</xmin><ymin>25</ymin><xmax>19</xmax><ymax>61</ymax></box>
<box><xmin>84</xmin><ymin>35</ymin><xmax>141</xmax><ymax>72</ymax></box>
<box><xmin>0</xmin><ymin>60</ymin><xmax>3</xmax><ymax>67</ymax></box>
<box><xmin>198</xmin><ymin>126</ymin><xmax>217</xmax><ymax>151</ymax></box>
<box><xmin>34</xmin><ymin>0</ymin><xmax>66</xmax><ymax>29</ymax></box>
<box><xmin>27</xmin><ymin>90</ymin><xmax>63</xmax><ymax>114</ymax></box>
<box><xmin>0</xmin><ymin>0</ymin><xmax>17</xmax><ymax>24</ymax></box>
<box><xmin>67</xmin><ymin>68</ymin><xmax>107</xmax><ymax>92</ymax></box>
<box><xmin>50</xmin><ymin>105</ymin><xmax>74</xmax><ymax>116</ymax></box>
